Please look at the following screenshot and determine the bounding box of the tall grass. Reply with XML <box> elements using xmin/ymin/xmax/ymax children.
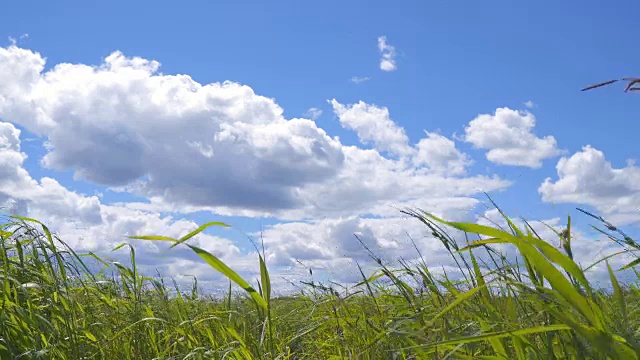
<box><xmin>0</xmin><ymin>203</ymin><xmax>638</xmax><ymax>359</ymax></box>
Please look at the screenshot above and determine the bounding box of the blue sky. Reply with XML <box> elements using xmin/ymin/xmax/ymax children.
<box><xmin>1</xmin><ymin>0</ymin><xmax>639</xmax><ymax>292</ymax></box>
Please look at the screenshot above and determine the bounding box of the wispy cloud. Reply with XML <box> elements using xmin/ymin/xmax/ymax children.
<box><xmin>350</xmin><ymin>76</ymin><xmax>371</xmax><ymax>84</ymax></box>
<box><xmin>524</xmin><ymin>100</ymin><xmax>535</xmax><ymax>109</ymax></box>
<box><xmin>304</xmin><ymin>107</ymin><xmax>323</xmax><ymax>120</ymax></box>
<box><xmin>377</xmin><ymin>36</ymin><xmax>397</xmax><ymax>72</ymax></box>
<box><xmin>7</xmin><ymin>33</ymin><xmax>29</xmax><ymax>46</ymax></box>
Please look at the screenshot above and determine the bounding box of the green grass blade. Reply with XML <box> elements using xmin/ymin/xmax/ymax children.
<box><xmin>620</xmin><ymin>257</ymin><xmax>640</xmax><ymax>271</ymax></box>
<box><xmin>607</xmin><ymin>260</ymin><xmax>627</xmax><ymax>322</ymax></box>
<box><xmin>185</xmin><ymin>244</ymin><xmax>267</xmax><ymax>310</ymax></box>
<box><xmin>417</xmin><ymin>324</ymin><xmax>571</xmax><ymax>350</ymax></box>
<box><xmin>470</xmin><ymin>251</ymin><xmax>490</xmax><ymax>300</ymax></box>
<box><xmin>583</xmin><ymin>249</ymin><xmax>635</xmax><ymax>272</ymax></box>
<box><xmin>549</xmin><ymin>307</ymin><xmax>639</xmax><ymax>359</ymax></box>
<box><xmin>429</xmin><ymin>284</ymin><xmax>488</xmax><ymax>325</ymax></box>
<box><xmin>516</xmin><ymin>240</ymin><xmax>601</xmax><ymax>327</ymax></box>
<box><xmin>458</xmin><ymin>238</ymin><xmax>509</xmax><ymax>252</ymax></box>
<box><xmin>429</xmin><ymin>215</ymin><xmax>602</xmax><ymax>328</ymax></box>
<box><xmin>422</xmin><ymin>212</ymin><xmax>512</xmax><ymax>240</ymax></box>
<box><xmin>170</xmin><ymin>222</ymin><xmax>230</xmax><ymax>249</ymax></box>
<box><xmin>259</xmin><ymin>254</ymin><xmax>271</xmax><ymax>305</ymax></box>
<box><xmin>128</xmin><ymin>235</ymin><xmax>177</xmax><ymax>242</ymax></box>
<box><xmin>522</xmin><ymin>234</ymin><xmax>592</xmax><ymax>294</ymax></box>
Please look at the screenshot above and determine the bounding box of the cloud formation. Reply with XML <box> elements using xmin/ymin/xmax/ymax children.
<box><xmin>0</xmin><ymin>114</ymin><xmax>509</xmax><ymax>293</ymax></box>
<box><xmin>413</xmin><ymin>131</ymin><xmax>472</xmax><ymax>176</ymax></box>
<box><xmin>539</xmin><ymin>145</ymin><xmax>640</xmax><ymax>225</ymax></box>
<box><xmin>329</xmin><ymin>99</ymin><xmax>412</xmax><ymax>157</ymax></box>
<box><xmin>0</xmin><ymin>118</ymin><xmax>254</xmax><ymax>291</ymax></box>
<box><xmin>0</xmin><ymin>45</ymin><xmax>346</xmax><ymax>214</ymax></box>
<box><xmin>377</xmin><ymin>36</ymin><xmax>397</xmax><ymax>72</ymax></box>
<box><xmin>350</xmin><ymin>76</ymin><xmax>370</xmax><ymax>84</ymax></box>
<box><xmin>464</xmin><ymin>107</ymin><xmax>563</xmax><ymax>168</ymax></box>
<box><xmin>0</xmin><ymin>45</ymin><xmax>526</xmax><ymax>293</ymax></box>
<box><xmin>304</xmin><ymin>107</ymin><xmax>323</xmax><ymax>120</ymax></box>
<box><xmin>0</xmin><ymin>45</ymin><xmax>509</xmax><ymax>222</ymax></box>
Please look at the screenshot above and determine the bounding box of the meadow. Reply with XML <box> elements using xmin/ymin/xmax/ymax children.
<box><xmin>0</xmin><ymin>203</ymin><xmax>639</xmax><ymax>359</ymax></box>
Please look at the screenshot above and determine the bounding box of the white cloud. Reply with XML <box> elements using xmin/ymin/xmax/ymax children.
<box><xmin>2</xmin><ymin>113</ymin><xmax>623</xmax><ymax>292</ymax></box>
<box><xmin>0</xmin><ymin>123</ymin><xmax>102</xmax><ymax>226</ymax></box>
<box><xmin>0</xmin><ymin>119</ymin><xmax>244</xmax><ymax>291</ymax></box>
<box><xmin>2</xmin><ymin>45</ymin><xmax>496</xmax><ymax>222</ymax></box>
<box><xmin>260</xmin><ymin>203</ymin><xmax>479</xmax><ymax>282</ymax></box>
<box><xmin>329</xmin><ymin>99</ymin><xmax>412</xmax><ymax>156</ymax></box>
<box><xmin>0</xmin><ymin>120</ymin><xmax>234</xmax><ymax>249</ymax></box>
<box><xmin>0</xmin><ymin>45</ymin><xmax>521</xmax><ymax>293</ymax></box>
<box><xmin>350</xmin><ymin>76</ymin><xmax>370</xmax><ymax>84</ymax></box>
<box><xmin>539</xmin><ymin>145</ymin><xmax>640</xmax><ymax>226</ymax></box>
<box><xmin>0</xmin><ymin>45</ymin><xmax>345</xmax><ymax>214</ymax></box>
<box><xmin>0</xmin><ymin>45</ymin><xmax>508</xmax><ymax>222</ymax></box>
<box><xmin>377</xmin><ymin>36</ymin><xmax>397</xmax><ymax>72</ymax></box>
<box><xmin>413</xmin><ymin>131</ymin><xmax>472</xmax><ymax>175</ymax></box>
<box><xmin>464</xmin><ymin>107</ymin><xmax>564</xmax><ymax>168</ymax></box>
<box><xmin>304</xmin><ymin>107</ymin><xmax>323</xmax><ymax>120</ymax></box>
<box><xmin>286</xmin><ymin>145</ymin><xmax>508</xmax><ymax>220</ymax></box>
<box><xmin>259</xmin><ymin>204</ymin><xmax>636</xmax><ymax>288</ymax></box>
<box><xmin>115</xmin><ymin>142</ymin><xmax>508</xmax><ymax>222</ymax></box>
<box><xmin>329</xmin><ymin>99</ymin><xmax>474</xmax><ymax>175</ymax></box>
<box><xmin>524</xmin><ymin>100</ymin><xmax>535</xmax><ymax>109</ymax></box>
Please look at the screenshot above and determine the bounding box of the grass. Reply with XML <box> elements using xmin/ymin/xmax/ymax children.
<box><xmin>0</xmin><ymin>203</ymin><xmax>639</xmax><ymax>359</ymax></box>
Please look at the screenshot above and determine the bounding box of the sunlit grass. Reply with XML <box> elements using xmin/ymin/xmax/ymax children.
<box><xmin>0</xmin><ymin>202</ymin><xmax>638</xmax><ymax>359</ymax></box>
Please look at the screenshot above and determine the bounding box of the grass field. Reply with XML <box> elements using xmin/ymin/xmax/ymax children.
<box><xmin>0</xmin><ymin>204</ymin><xmax>639</xmax><ymax>359</ymax></box>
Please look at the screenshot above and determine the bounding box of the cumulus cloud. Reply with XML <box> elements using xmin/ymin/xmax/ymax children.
<box><xmin>0</xmin><ymin>45</ymin><xmax>501</xmax><ymax>222</ymax></box>
<box><xmin>0</xmin><ymin>121</ymin><xmax>497</xmax><ymax>292</ymax></box>
<box><xmin>0</xmin><ymin>119</ymin><xmax>245</xmax><ymax>291</ymax></box>
<box><xmin>329</xmin><ymin>99</ymin><xmax>474</xmax><ymax>175</ymax></box>
<box><xmin>413</xmin><ymin>131</ymin><xmax>472</xmax><ymax>175</ymax></box>
<box><xmin>260</xmin><ymin>204</ymin><xmax>636</xmax><ymax>288</ymax></box>
<box><xmin>0</xmin><ymin>45</ymin><xmax>522</xmax><ymax>293</ymax></box>
<box><xmin>329</xmin><ymin>99</ymin><xmax>412</xmax><ymax>156</ymax></box>
<box><xmin>0</xmin><ymin>112</ymin><xmax>623</xmax><ymax>292</ymax></box>
<box><xmin>0</xmin><ymin>120</ymin><xmax>235</xmax><ymax>249</ymax></box>
<box><xmin>116</xmin><ymin>141</ymin><xmax>507</xmax><ymax>222</ymax></box>
<box><xmin>464</xmin><ymin>107</ymin><xmax>563</xmax><ymax>168</ymax></box>
<box><xmin>0</xmin><ymin>123</ymin><xmax>102</xmax><ymax>225</ymax></box>
<box><xmin>290</xmin><ymin>145</ymin><xmax>508</xmax><ymax>221</ymax></box>
<box><xmin>260</xmin><ymin>203</ymin><xmax>479</xmax><ymax>283</ymax></box>
<box><xmin>377</xmin><ymin>36</ymin><xmax>397</xmax><ymax>72</ymax></box>
<box><xmin>0</xmin><ymin>45</ymin><xmax>345</xmax><ymax>214</ymax></box>
<box><xmin>539</xmin><ymin>145</ymin><xmax>640</xmax><ymax>225</ymax></box>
